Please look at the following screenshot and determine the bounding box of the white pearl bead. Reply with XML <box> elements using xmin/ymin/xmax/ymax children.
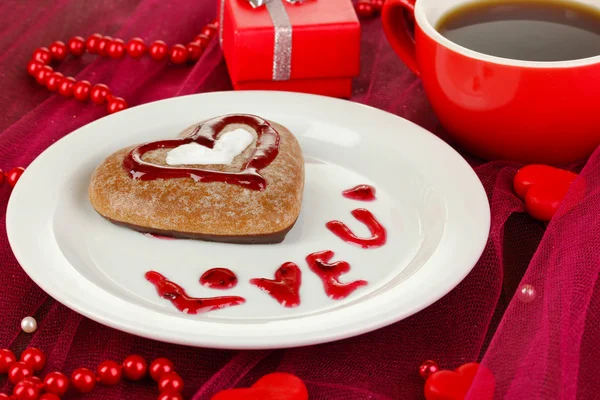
<box><xmin>20</xmin><ymin>316</ymin><xmax>37</xmax><ymax>333</ymax></box>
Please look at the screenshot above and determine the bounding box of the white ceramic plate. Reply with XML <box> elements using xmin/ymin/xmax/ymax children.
<box><xmin>7</xmin><ymin>91</ymin><xmax>489</xmax><ymax>349</ymax></box>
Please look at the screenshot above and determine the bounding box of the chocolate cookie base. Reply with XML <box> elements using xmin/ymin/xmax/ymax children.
<box><xmin>103</xmin><ymin>216</ymin><xmax>296</xmax><ymax>244</ymax></box>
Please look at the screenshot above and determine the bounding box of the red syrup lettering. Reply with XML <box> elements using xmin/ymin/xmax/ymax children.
<box><xmin>200</xmin><ymin>268</ymin><xmax>238</xmax><ymax>289</ymax></box>
<box><xmin>343</xmin><ymin>184</ymin><xmax>376</xmax><ymax>201</ymax></box>
<box><xmin>326</xmin><ymin>208</ymin><xmax>387</xmax><ymax>249</ymax></box>
<box><xmin>123</xmin><ymin>114</ymin><xmax>280</xmax><ymax>190</ymax></box>
<box><xmin>145</xmin><ymin>271</ymin><xmax>245</xmax><ymax>314</ymax></box>
<box><xmin>250</xmin><ymin>262</ymin><xmax>301</xmax><ymax>308</ymax></box>
<box><xmin>306</xmin><ymin>250</ymin><xmax>367</xmax><ymax>300</ymax></box>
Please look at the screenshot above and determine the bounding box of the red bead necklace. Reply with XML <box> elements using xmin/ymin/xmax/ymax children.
<box><xmin>25</xmin><ymin>20</ymin><xmax>219</xmax><ymax>115</ymax></box>
<box><xmin>0</xmin><ymin>348</ymin><xmax>183</xmax><ymax>400</ymax></box>
<box><xmin>24</xmin><ymin>1</ymin><xmax>384</xmax><ymax>114</ymax></box>
<box><xmin>0</xmin><ymin>168</ymin><xmax>25</xmax><ymax>188</ymax></box>
<box><xmin>354</xmin><ymin>0</ymin><xmax>386</xmax><ymax>18</ymax></box>
<box><xmin>13</xmin><ymin>4</ymin><xmax>384</xmax><ymax>189</ymax></box>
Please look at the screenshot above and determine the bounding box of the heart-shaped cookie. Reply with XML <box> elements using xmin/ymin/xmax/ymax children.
<box><xmin>513</xmin><ymin>164</ymin><xmax>579</xmax><ymax>221</ymax></box>
<box><xmin>211</xmin><ymin>372</ymin><xmax>308</xmax><ymax>400</ymax></box>
<box><xmin>424</xmin><ymin>362</ymin><xmax>494</xmax><ymax>400</ymax></box>
<box><xmin>89</xmin><ymin>114</ymin><xmax>304</xmax><ymax>243</ymax></box>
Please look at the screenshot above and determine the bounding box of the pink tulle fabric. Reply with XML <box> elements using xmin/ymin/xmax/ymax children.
<box><xmin>0</xmin><ymin>1</ymin><xmax>595</xmax><ymax>399</ymax></box>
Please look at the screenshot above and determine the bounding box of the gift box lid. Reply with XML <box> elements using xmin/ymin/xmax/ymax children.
<box><xmin>220</xmin><ymin>0</ymin><xmax>361</xmax><ymax>83</ymax></box>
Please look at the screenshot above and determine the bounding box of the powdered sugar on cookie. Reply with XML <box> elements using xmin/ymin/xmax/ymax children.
<box><xmin>165</xmin><ymin>128</ymin><xmax>254</xmax><ymax>166</ymax></box>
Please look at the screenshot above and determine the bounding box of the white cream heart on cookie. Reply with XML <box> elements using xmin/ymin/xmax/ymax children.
<box><xmin>166</xmin><ymin>128</ymin><xmax>254</xmax><ymax>166</ymax></box>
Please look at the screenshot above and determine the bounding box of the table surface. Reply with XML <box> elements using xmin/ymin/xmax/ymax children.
<box><xmin>0</xmin><ymin>1</ymin><xmax>597</xmax><ymax>399</ymax></box>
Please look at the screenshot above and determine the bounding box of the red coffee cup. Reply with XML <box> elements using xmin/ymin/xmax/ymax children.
<box><xmin>381</xmin><ymin>0</ymin><xmax>600</xmax><ymax>164</ymax></box>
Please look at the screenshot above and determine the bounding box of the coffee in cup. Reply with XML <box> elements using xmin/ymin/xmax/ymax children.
<box><xmin>437</xmin><ymin>0</ymin><xmax>600</xmax><ymax>62</ymax></box>
<box><xmin>381</xmin><ymin>0</ymin><xmax>600</xmax><ymax>164</ymax></box>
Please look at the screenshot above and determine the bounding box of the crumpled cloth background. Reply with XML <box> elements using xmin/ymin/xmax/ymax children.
<box><xmin>0</xmin><ymin>1</ymin><xmax>596</xmax><ymax>399</ymax></box>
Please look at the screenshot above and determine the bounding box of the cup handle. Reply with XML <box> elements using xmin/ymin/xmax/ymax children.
<box><xmin>381</xmin><ymin>0</ymin><xmax>420</xmax><ymax>76</ymax></box>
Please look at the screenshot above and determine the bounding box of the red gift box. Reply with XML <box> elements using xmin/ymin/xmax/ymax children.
<box><xmin>218</xmin><ymin>0</ymin><xmax>361</xmax><ymax>98</ymax></box>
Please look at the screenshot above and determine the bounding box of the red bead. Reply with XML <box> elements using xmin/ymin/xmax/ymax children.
<box><xmin>6</xmin><ymin>167</ymin><xmax>25</xmax><ymax>188</ymax></box>
<box><xmin>0</xmin><ymin>349</ymin><xmax>16</xmax><ymax>373</ymax></box>
<box><xmin>8</xmin><ymin>361</ymin><xmax>33</xmax><ymax>384</ymax></box>
<box><xmin>0</xmin><ymin>394</ymin><xmax>9</xmax><ymax>399</ymax></box>
<box><xmin>122</xmin><ymin>355</ymin><xmax>147</xmax><ymax>381</ymax></box>
<box><xmin>71</xmin><ymin>368</ymin><xmax>96</xmax><ymax>393</ymax></box>
<box><xmin>201</xmin><ymin>23</ymin><xmax>219</xmax><ymax>38</ymax></box>
<box><xmin>43</xmin><ymin>371</ymin><xmax>69</xmax><ymax>395</ymax></box>
<box><xmin>86</xmin><ymin>33</ymin><xmax>103</xmax><ymax>54</ymax></box>
<box><xmin>39</xmin><ymin>394</ymin><xmax>61</xmax><ymax>400</ymax></box>
<box><xmin>106</xmin><ymin>97</ymin><xmax>127</xmax><ymax>114</ymax></box>
<box><xmin>73</xmin><ymin>80</ymin><xmax>92</xmax><ymax>101</ymax></box>
<box><xmin>356</xmin><ymin>1</ymin><xmax>374</xmax><ymax>17</ymax></box>
<box><xmin>90</xmin><ymin>83</ymin><xmax>111</xmax><ymax>105</ymax></box>
<box><xmin>58</xmin><ymin>76</ymin><xmax>76</xmax><ymax>97</ymax></box>
<box><xmin>68</xmin><ymin>36</ymin><xmax>86</xmax><ymax>56</ymax></box>
<box><xmin>49</xmin><ymin>41</ymin><xmax>67</xmax><ymax>61</ymax></box>
<box><xmin>97</xmin><ymin>360</ymin><xmax>122</xmax><ymax>385</ymax></box>
<box><xmin>192</xmin><ymin>34</ymin><xmax>210</xmax><ymax>50</ymax></box>
<box><xmin>45</xmin><ymin>72</ymin><xmax>64</xmax><ymax>92</ymax></box>
<box><xmin>419</xmin><ymin>359</ymin><xmax>440</xmax><ymax>379</ymax></box>
<box><xmin>211</xmin><ymin>18</ymin><xmax>220</xmax><ymax>28</ymax></box>
<box><xmin>149</xmin><ymin>40</ymin><xmax>168</xmax><ymax>60</ymax></box>
<box><xmin>97</xmin><ymin>36</ymin><xmax>113</xmax><ymax>57</ymax></box>
<box><xmin>26</xmin><ymin>60</ymin><xmax>43</xmax><ymax>77</ymax></box>
<box><xmin>108</xmin><ymin>38</ymin><xmax>126</xmax><ymax>58</ymax></box>
<box><xmin>20</xmin><ymin>348</ymin><xmax>46</xmax><ymax>372</ymax></box>
<box><xmin>186</xmin><ymin>42</ymin><xmax>203</xmax><ymax>62</ymax></box>
<box><xmin>169</xmin><ymin>44</ymin><xmax>188</xmax><ymax>64</ymax></box>
<box><xmin>149</xmin><ymin>358</ymin><xmax>174</xmax><ymax>381</ymax></box>
<box><xmin>13</xmin><ymin>380</ymin><xmax>39</xmax><ymax>400</ymax></box>
<box><xmin>127</xmin><ymin>37</ymin><xmax>146</xmax><ymax>58</ymax></box>
<box><xmin>32</xmin><ymin>47</ymin><xmax>52</xmax><ymax>64</ymax></box>
<box><xmin>158</xmin><ymin>391</ymin><xmax>184</xmax><ymax>400</ymax></box>
<box><xmin>158</xmin><ymin>372</ymin><xmax>184</xmax><ymax>392</ymax></box>
<box><xmin>23</xmin><ymin>376</ymin><xmax>43</xmax><ymax>390</ymax></box>
<box><xmin>35</xmin><ymin>65</ymin><xmax>53</xmax><ymax>85</ymax></box>
<box><xmin>371</xmin><ymin>0</ymin><xmax>384</xmax><ymax>11</ymax></box>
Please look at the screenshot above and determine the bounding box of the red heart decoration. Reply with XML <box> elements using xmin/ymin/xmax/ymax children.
<box><xmin>513</xmin><ymin>164</ymin><xmax>579</xmax><ymax>221</ymax></box>
<box><xmin>123</xmin><ymin>114</ymin><xmax>280</xmax><ymax>191</ymax></box>
<box><xmin>424</xmin><ymin>362</ymin><xmax>494</xmax><ymax>400</ymax></box>
<box><xmin>211</xmin><ymin>372</ymin><xmax>308</xmax><ymax>400</ymax></box>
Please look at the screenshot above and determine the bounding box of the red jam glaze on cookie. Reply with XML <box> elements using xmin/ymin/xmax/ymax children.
<box><xmin>123</xmin><ymin>114</ymin><xmax>280</xmax><ymax>190</ymax></box>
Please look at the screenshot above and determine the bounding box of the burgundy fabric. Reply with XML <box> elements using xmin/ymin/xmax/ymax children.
<box><xmin>0</xmin><ymin>1</ymin><xmax>596</xmax><ymax>399</ymax></box>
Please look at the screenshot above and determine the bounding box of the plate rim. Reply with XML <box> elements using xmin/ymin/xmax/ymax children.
<box><xmin>6</xmin><ymin>90</ymin><xmax>490</xmax><ymax>349</ymax></box>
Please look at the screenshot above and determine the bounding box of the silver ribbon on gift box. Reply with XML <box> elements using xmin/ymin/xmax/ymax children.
<box><xmin>219</xmin><ymin>0</ymin><xmax>313</xmax><ymax>81</ymax></box>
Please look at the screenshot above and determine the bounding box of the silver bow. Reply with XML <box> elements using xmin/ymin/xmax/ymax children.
<box><xmin>220</xmin><ymin>0</ymin><xmax>314</xmax><ymax>81</ymax></box>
